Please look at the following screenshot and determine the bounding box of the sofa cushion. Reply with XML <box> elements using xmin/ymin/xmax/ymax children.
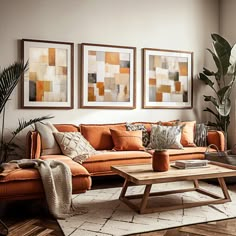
<box><xmin>41</xmin><ymin>155</ymin><xmax>91</xmax><ymax>177</ymax></box>
<box><xmin>110</xmin><ymin>129</ymin><xmax>145</xmax><ymax>151</ymax></box>
<box><xmin>82</xmin><ymin>151</ymin><xmax>152</xmax><ymax>175</ymax></box>
<box><xmin>35</xmin><ymin>122</ymin><xmax>61</xmax><ymax>155</ymax></box>
<box><xmin>80</xmin><ymin>123</ymin><xmax>126</xmax><ymax>150</ymax></box>
<box><xmin>0</xmin><ymin>156</ymin><xmax>90</xmax><ymax>183</ymax></box>
<box><xmin>54</xmin><ymin>132</ymin><xmax>96</xmax><ymax>163</ymax></box>
<box><xmin>126</xmin><ymin>123</ymin><xmax>150</xmax><ymax>147</ymax></box>
<box><xmin>149</xmin><ymin>125</ymin><xmax>183</xmax><ymax>149</ymax></box>
<box><xmin>180</xmin><ymin>121</ymin><xmax>196</xmax><ymax>147</ymax></box>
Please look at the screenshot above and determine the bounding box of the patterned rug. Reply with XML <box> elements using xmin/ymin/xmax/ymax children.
<box><xmin>58</xmin><ymin>181</ymin><xmax>236</xmax><ymax>236</ymax></box>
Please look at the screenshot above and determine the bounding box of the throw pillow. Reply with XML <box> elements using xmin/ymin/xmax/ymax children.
<box><xmin>126</xmin><ymin>123</ymin><xmax>150</xmax><ymax>147</ymax></box>
<box><xmin>110</xmin><ymin>129</ymin><xmax>145</xmax><ymax>151</ymax></box>
<box><xmin>194</xmin><ymin>123</ymin><xmax>208</xmax><ymax>147</ymax></box>
<box><xmin>149</xmin><ymin>125</ymin><xmax>183</xmax><ymax>149</ymax></box>
<box><xmin>53</xmin><ymin>132</ymin><xmax>96</xmax><ymax>164</ymax></box>
<box><xmin>35</xmin><ymin>122</ymin><xmax>61</xmax><ymax>155</ymax></box>
<box><xmin>180</xmin><ymin>121</ymin><xmax>196</xmax><ymax>147</ymax></box>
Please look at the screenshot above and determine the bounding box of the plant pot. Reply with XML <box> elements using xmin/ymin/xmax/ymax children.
<box><xmin>152</xmin><ymin>149</ymin><xmax>169</xmax><ymax>172</ymax></box>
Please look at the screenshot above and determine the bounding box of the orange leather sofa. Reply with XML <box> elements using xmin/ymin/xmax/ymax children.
<box><xmin>0</xmin><ymin>122</ymin><xmax>225</xmax><ymax>201</ymax></box>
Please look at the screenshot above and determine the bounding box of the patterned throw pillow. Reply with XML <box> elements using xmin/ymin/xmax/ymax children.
<box><xmin>126</xmin><ymin>123</ymin><xmax>150</xmax><ymax>147</ymax></box>
<box><xmin>53</xmin><ymin>132</ymin><xmax>96</xmax><ymax>163</ymax></box>
<box><xmin>149</xmin><ymin>125</ymin><xmax>184</xmax><ymax>149</ymax></box>
<box><xmin>194</xmin><ymin>123</ymin><xmax>208</xmax><ymax>147</ymax></box>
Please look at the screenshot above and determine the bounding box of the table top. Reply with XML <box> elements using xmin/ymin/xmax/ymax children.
<box><xmin>111</xmin><ymin>161</ymin><xmax>236</xmax><ymax>185</ymax></box>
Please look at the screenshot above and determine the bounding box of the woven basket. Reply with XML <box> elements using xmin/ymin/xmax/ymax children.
<box><xmin>205</xmin><ymin>144</ymin><xmax>236</xmax><ymax>183</ymax></box>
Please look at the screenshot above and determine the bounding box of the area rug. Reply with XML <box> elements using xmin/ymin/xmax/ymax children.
<box><xmin>58</xmin><ymin>181</ymin><xmax>236</xmax><ymax>236</ymax></box>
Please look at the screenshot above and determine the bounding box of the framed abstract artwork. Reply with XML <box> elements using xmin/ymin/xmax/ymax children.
<box><xmin>143</xmin><ymin>48</ymin><xmax>193</xmax><ymax>109</ymax></box>
<box><xmin>81</xmin><ymin>43</ymin><xmax>136</xmax><ymax>109</ymax></box>
<box><xmin>22</xmin><ymin>39</ymin><xmax>74</xmax><ymax>109</ymax></box>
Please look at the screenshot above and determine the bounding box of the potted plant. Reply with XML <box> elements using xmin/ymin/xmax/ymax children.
<box><xmin>198</xmin><ymin>34</ymin><xmax>236</xmax><ymax>145</ymax></box>
<box><xmin>0</xmin><ymin>61</ymin><xmax>52</xmax><ymax>164</ymax></box>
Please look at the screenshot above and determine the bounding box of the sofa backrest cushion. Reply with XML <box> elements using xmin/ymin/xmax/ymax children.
<box><xmin>54</xmin><ymin>124</ymin><xmax>80</xmax><ymax>132</ymax></box>
<box><xmin>80</xmin><ymin>123</ymin><xmax>126</xmax><ymax>150</ymax></box>
<box><xmin>35</xmin><ymin>122</ymin><xmax>61</xmax><ymax>155</ymax></box>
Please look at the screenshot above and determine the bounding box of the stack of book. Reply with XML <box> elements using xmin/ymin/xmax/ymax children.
<box><xmin>174</xmin><ymin>160</ymin><xmax>209</xmax><ymax>169</ymax></box>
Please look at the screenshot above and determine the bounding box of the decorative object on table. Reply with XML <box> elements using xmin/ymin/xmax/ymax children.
<box><xmin>173</xmin><ymin>160</ymin><xmax>209</xmax><ymax>169</ymax></box>
<box><xmin>22</xmin><ymin>39</ymin><xmax>74</xmax><ymax>109</ymax></box>
<box><xmin>142</xmin><ymin>48</ymin><xmax>193</xmax><ymax>109</ymax></box>
<box><xmin>198</xmin><ymin>34</ymin><xmax>236</xmax><ymax>145</ymax></box>
<box><xmin>152</xmin><ymin>149</ymin><xmax>169</xmax><ymax>172</ymax></box>
<box><xmin>81</xmin><ymin>43</ymin><xmax>136</xmax><ymax>109</ymax></box>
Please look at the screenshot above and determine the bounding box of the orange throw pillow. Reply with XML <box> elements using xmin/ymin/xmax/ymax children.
<box><xmin>180</xmin><ymin>121</ymin><xmax>196</xmax><ymax>147</ymax></box>
<box><xmin>80</xmin><ymin>124</ymin><xmax>126</xmax><ymax>150</ymax></box>
<box><xmin>110</xmin><ymin>129</ymin><xmax>145</xmax><ymax>151</ymax></box>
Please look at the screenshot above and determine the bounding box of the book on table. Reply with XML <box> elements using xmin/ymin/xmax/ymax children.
<box><xmin>173</xmin><ymin>160</ymin><xmax>209</xmax><ymax>169</ymax></box>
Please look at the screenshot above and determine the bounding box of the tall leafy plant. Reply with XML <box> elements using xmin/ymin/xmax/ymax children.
<box><xmin>0</xmin><ymin>61</ymin><xmax>53</xmax><ymax>163</ymax></box>
<box><xmin>199</xmin><ymin>34</ymin><xmax>236</xmax><ymax>142</ymax></box>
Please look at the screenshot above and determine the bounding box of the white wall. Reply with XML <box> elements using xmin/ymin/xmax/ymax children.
<box><xmin>220</xmin><ymin>0</ymin><xmax>236</xmax><ymax>147</ymax></box>
<box><xmin>0</xmin><ymin>0</ymin><xmax>219</xmax><ymax>133</ymax></box>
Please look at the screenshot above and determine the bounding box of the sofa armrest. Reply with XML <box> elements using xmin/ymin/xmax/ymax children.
<box><xmin>26</xmin><ymin>131</ymin><xmax>41</xmax><ymax>159</ymax></box>
<box><xmin>207</xmin><ymin>130</ymin><xmax>225</xmax><ymax>151</ymax></box>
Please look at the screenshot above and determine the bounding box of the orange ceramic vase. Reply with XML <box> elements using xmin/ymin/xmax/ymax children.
<box><xmin>152</xmin><ymin>149</ymin><xmax>169</xmax><ymax>172</ymax></box>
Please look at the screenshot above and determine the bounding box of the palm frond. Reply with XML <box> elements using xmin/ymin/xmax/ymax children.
<box><xmin>0</xmin><ymin>61</ymin><xmax>28</xmax><ymax>114</ymax></box>
<box><xmin>11</xmin><ymin>115</ymin><xmax>54</xmax><ymax>137</ymax></box>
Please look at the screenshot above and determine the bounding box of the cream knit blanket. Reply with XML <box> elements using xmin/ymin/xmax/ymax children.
<box><xmin>10</xmin><ymin>159</ymin><xmax>77</xmax><ymax>219</ymax></box>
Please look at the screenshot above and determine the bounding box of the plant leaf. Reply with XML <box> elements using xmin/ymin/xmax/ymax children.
<box><xmin>216</xmin><ymin>99</ymin><xmax>231</xmax><ymax>116</ymax></box>
<box><xmin>198</xmin><ymin>73</ymin><xmax>214</xmax><ymax>87</ymax></box>
<box><xmin>213</xmin><ymin>41</ymin><xmax>231</xmax><ymax>75</ymax></box>
<box><xmin>203</xmin><ymin>67</ymin><xmax>215</xmax><ymax>76</ymax></box>
<box><xmin>0</xmin><ymin>61</ymin><xmax>28</xmax><ymax>114</ymax></box>
<box><xmin>217</xmin><ymin>85</ymin><xmax>232</xmax><ymax>101</ymax></box>
<box><xmin>211</xmin><ymin>34</ymin><xmax>232</xmax><ymax>54</ymax></box>
<box><xmin>207</xmin><ymin>48</ymin><xmax>222</xmax><ymax>77</ymax></box>
<box><xmin>203</xmin><ymin>95</ymin><xmax>218</xmax><ymax>107</ymax></box>
<box><xmin>203</xmin><ymin>107</ymin><xmax>220</xmax><ymax>121</ymax></box>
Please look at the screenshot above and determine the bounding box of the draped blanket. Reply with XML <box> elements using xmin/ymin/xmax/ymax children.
<box><xmin>6</xmin><ymin>159</ymin><xmax>77</xmax><ymax>219</ymax></box>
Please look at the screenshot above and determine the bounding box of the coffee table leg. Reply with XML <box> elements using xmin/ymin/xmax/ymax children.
<box><xmin>119</xmin><ymin>178</ymin><xmax>130</xmax><ymax>199</ymax></box>
<box><xmin>140</xmin><ymin>184</ymin><xmax>152</xmax><ymax>213</ymax></box>
<box><xmin>193</xmin><ymin>179</ymin><xmax>199</xmax><ymax>188</ymax></box>
<box><xmin>218</xmin><ymin>177</ymin><xmax>231</xmax><ymax>201</ymax></box>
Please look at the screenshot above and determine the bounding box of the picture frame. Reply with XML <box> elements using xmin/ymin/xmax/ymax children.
<box><xmin>143</xmin><ymin>48</ymin><xmax>193</xmax><ymax>109</ymax></box>
<box><xmin>22</xmin><ymin>39</ymin><xmax>74</xmax><ymax>109</ymax></box>
<box><xmin>81</xmin><ymin>43</ymin><xmax>136</xmax><ymax>109</ymax></box>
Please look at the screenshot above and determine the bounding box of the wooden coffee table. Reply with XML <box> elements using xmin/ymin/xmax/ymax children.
<box><xmin>111</xmin><ymin>161</ymin><xmax>236</xmax><ymax>214</ymax></box>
